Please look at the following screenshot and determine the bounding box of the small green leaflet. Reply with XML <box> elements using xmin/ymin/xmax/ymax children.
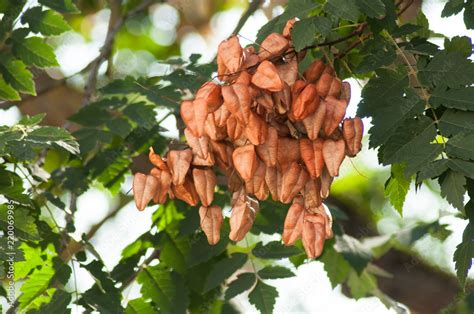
<box><xmin>356</xmin><ymin>0</ymin><xmax>386</xmax><ymax>18</ymax></box>
<box><xmin>444</xmin><ymin>36</ymin><xmax>473</xmax><ymax>58</ymax></box>
<box><xmin>11</xmin><ymin>30</ymin><xmax>58</xmax><ymax>68</ymax></box>
<box><xmin>34</xmin><ymin>289</ymin><xmax>72</xmax><ymax>314</ymax></box>
<box><xmin>441</xmin><ymin>0</ymin><xmax>465</xmax><ymax>17</ymax></box>
<box><xmin>448</xmin><ymin>159</ymin><xmax>474</xmax><ymax>179</ymax></box>
<box><xmin>0</xmin><ymin>54</ymin><xmax>35</xmax><ymax>95</ymax></box>
<box><xmin>326</xmin><ymin>0</ymin><xmax>360</xmax><ymax>22</ymax></box>
<box><xmin>0</xmin><ymin>205</ymin><xmax>40</xmax><ymax>240</ymax></box>
<box><xmin>159</xmin><ymin>233</ymin><xmax>190</xmax><ymax>274</ymax></box>
<box><xmin>248</xmin><ymin>280</ymin><xmax>278</xmax><ymax>314</ymax></box>
<box><xmin>439</xmin><ymin>110</ymin><xmax>474</xmax><ymax>136</ymax></box>
<box><xmin>334</xmin><ymin>235</ymin><xmax>372</xmax><ymax>274</ymax></box>
<box><xmin>430</xmin><ymin>86</ymin><xmax>474</xmax><ymax>111</ymax></box>
<box><xmin>38</xmin><ymin>0</ymin><xmax>79</xmax><ymax>13</ymax></box>
<box><xmin>257</xmin><ymin>266</ymin><xmax>295</xmax><ymax>279</ymax></box>
<box><xmin>385</xmin><ymin>164</ymin><xmax>410</xmax><ymax>215</ymax></box>
<box><xmin>320</xmin><ymin>245</ymin><xmax>351</xmax><ymax>288</ymax></box>
<box><xmin>0</xmin><ymin>74</ymin><xmax>20</xmax><ymax>100</ymax></box>
<box><xmin>224</xmin><ymin>272</ymin><xmax>256</xmax><ymax>300</ymax></box>
<box><xmin>252</xmin><ymin>241</ymin><xmax>303</xmax><ymax>259</ymax></box>
<box><xmin>124</xmin><ymin>298</ymin><xmax>155</xmax><ymax>314</ymax></box>
<box><xmin>291</xmin><ymin>16</ymin><xmax>331</xmax><ymax>51</ymax></box>
<box><xmin>203</xmin><ymin>253</ymin><xmax>247</xmax><ymax>292</ymax></box>
<box><xmin>22</xmin><ymin>7</ymin><xmax>71</xmax><ymax>36</ymax></box>
<box><xmin>439</xmin><ymin>170</ymin><xmax>466</xmax><ymax>211</ymax></box>
<box><xmin>347</xmin><ymin>270</ymin><xmax>377</xmax><ymax>299</ymax></box>
<box><xmin>19</xmin><ymin>263</ymin><xmax>55</xmax><ymax>310</ymax></box>
<box><xmin>416</xmin><ymin>159</ymin><xmax>449</xmax><ymax>184</ymax></box>
<box><xmin>446</xmin><ymin>133</ymin><xmax>474</xmax><ymax>161</ymax></box>
<box><xmin>453</xmin><ymin>218</ymin><xmax>474</xmax><ymax>286</ymax></box>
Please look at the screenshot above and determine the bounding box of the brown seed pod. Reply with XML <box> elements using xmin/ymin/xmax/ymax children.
<box><xmin>342</xmin><ymin>117</ymin><xmax>364</xmax><ymax>157</ymax></box>
<box><xmin>210</xmin><ymin>140</ymin><xmax>234</xmax><ymax>172</ymax></box>
<box><xmin>322</xmin><ymin>139</ymin><xmax>345</xmax><ymax>177</ymax></box>
<box><xmin>172</xmin><ymin>175</ymin><xmax>200</xmax><ymax>206</ymax></box>
<box><xmin>264</xmin><ymin>166</ymin><xmax>281</xmax><ymax>201</ymax></box>
<box><xmin>235</xmin><ymin>70</ymin><xmax>252</xmax><ymax>85</ymax></box>
<box><xmin>192</xmin><ymin>150</ymin><xmax>215</xmax><ymax>167</ymax></box>
<box><xmin>222</xmin><ymin>83</ymin><xmax>251</xmax><ymax>124</ymax></box>
<box><xmin>244</xmin><ymin>159</ymin><xmax>268</xmax><ymax>201</ymax></box>
<box><xmin>280</xmin><ymin>162</ymin><xmax>309</xmax><ymax>203</ymax></box>
<box><xmin>302</xmin><ymin>212</ymin><xmax>326</xmax><ymax>259</ymax></box>
<box><xmin>226</xmin><ymin>115</ymin><xmax>247</xmax><ymax>146</ymax></box>
<box><xmin>205</xmin><ymin>113</ymin><xmax>227</xmax><ymax>141</ymax></box>
<box><xmin>196</xmin><ymin>82</ymin><xmax>223</xmax><ymax>113</ymax></box>
<box><xmin>255</xmin><ymin>89</ymin><xmax>274</xmax><ymax>111</ymax></box>
<box><xmin>217</xmin><ymin>35</ymin><xmax>242</xmax><ymax>75</ymax></box>
<box><xmin>180</xmin><ymin>99</ymin><xmax>208</xmax><ymax>137</ymax></box>
<box><xmin>282</xmin><ymin>18</ymin><xmax>297</xmax><ymax>38</ymax></box>
<box><xmin>304</xmin><ymin>178</ymin><xmax>322</xmax><ymax>208</ymax></box>
<box><xmin>299</xmin><ymin>138</ymin><xmax>324</xmax><ymax>178</ymax></box>
<box><xmin>251</xmin><ymin>60</ymin><xmax>283</xmax><ymax>92</ymax></box>
<box><xmin>213</xmin><ymin>103</ymin><xmax>231</xmax><ymax>127</ymax></box>
<box><xmin>291</xmin><ymin>80</ymin><xmax>307</xmax><ymax>99</ymax></box>
<box><xmin>232</xmin><ymin>144</ymin><xmax>259</xmax><ymax>182</ymax></box>
<box><xmin>341</xmin><ymin>81</ymin><xmax>351</xmax><ymax>102</ymax></box>
<box><xmin>277</xmin><ymin>137</ymin><xmax>300</xmax><ymax>172</ymax></box>
<box><xmin>256</xmin><ymin>126</ymin><xmax>278</xmax><ymax>168</ymax></box>
<box><xmin>320</xmin><ymin>167</ymin><xmax>333</xmax><ymax>199</ymax></box>
<box><xmin>322</xmin><ymin>96</ymin><xmax>348</xmax><ymax>136</ymax></box>
<box><xmin>303</xmin><ymin>60</ymin><xmax>325</xmax><ymax>83</ymax></box>
<box><xmin>184</xmin><ymin>128</ymin><xmax>210</xmax><ymax>159</ymax></box>
<box><xmin>199</xmin><ymin>205</ymin><xmax>223</xmax><ymax>245</ymax></box>
<box><xmin>327</xmin><ymin>77</ymin><xmax>342</xmax><ymax>98</ymax></box>
<box><xmin>229</xmin><ymin>192</ymin><xmax>258</xmax><ymax>242</ymax></box>
<box><xmin>242</xmin><ymin>46</ymin><xmax>260</xmax><ymax>69</ymax></box>
<box><xmin>133</xmin><ymin>173</ymin><xmax>159</xmax><ymax>211</ymax></box>
<box><xmin>282</xmin><ymin>195</ymin><xmax>305</xmax><ymax>246</ymax></box>
<box><xmin>289</xmin><ymin>84</ymin><xmax>319</xmax><ymax>121</ymax></box>
<box><xmin>315</xmin><ymin>73</ymin><xmax>334</xmax><ymax>98</ymax></box>
<box><xmin>245</xmin><ymin>112</ymin><xmax>268</xmax><ymax>145</ymax></box>
<box><xmin>276</xmin><ymin>56</ymin><xmax>298</xmax><ymax>86</ymax></box>
<box><xmin>193</xmin><ymin>168</ymin><xmax>216</xmax><ymax>207</ymax></box>
<box><xmin>302</xmin><ymin>101</ymin><xmax>327</xmax><ymax>141</ymax></box>
<box><xmin>259</xmin><ymin>32</ymin><xmax>289</xmax><ymax>60</ymax></box>
<box><xmin>150</xmin><ymin>167</ymin><xmax>172</xmax><ymax>204</ymax></box>
<box><xmin>148</xmin><ymin>147</ymin><xmax>168</xmax><ymax>170</ymax></box>
<box><xmin>273</xmin><ymin>83</ymin><xmax>292</xmax><ymax>114</ymax></box>
<box><xmin>167</xmin><ymin>149</ymin><xmax>192</xmax><ymax>186</ymax></box>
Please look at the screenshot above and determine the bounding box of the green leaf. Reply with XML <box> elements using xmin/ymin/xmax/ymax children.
<box><xmin>385</xmin><ymin>163</ymin><xmax>410</xmax><ymax>215</ymax></box>
<box><xmin>138</xmin><ymin>266</ymin><xmax>189</xmax><ymax>314</ymax></box>
<box><xmin>439</xmin><ymin>110</ymin><xmax>474</xmax><ymax>136</ymax></box>
<box><xmin>453</xmin><ymin>239</ymin><xmax>474</xmax><ymax>286</ymax></box>
<box><xmin>464</xmin><ymin>2</ymin><xmax>474</xmax><ymax>29</ymax></box>
<box><xmin>0</xmin><ymin>74</ymin><xmax>20</xmax><ymax>100</ymax></box>
<box><xmin>326</xmin><ymin>0</ymin><xmax>360</xmax><ymax>22</ymax></box>
<box><xmin>28</xmin><ymin>126</ymin><xmax>80</xmax><ymax>155</ymax></box>
<box><xmin>444</xmin><ymin>36</ymin><xmax>473</xmax><ymax>57</ymax></box>
<box><xmin>34</xmin><ymin>289</ymin><xmax>71</xmax><ymax>314</ymax></box>
<box><xmin>347</xmin><ymin>270</ymin><xmax>377</xmax><ymax>299</ymax></box>
<box><xmin>11</xmin><ymin>30</ymin><xmax>58</xmax><ymax>68</ymax></box>
<box><xmin>38</xmin><ymin>0</ymin><xmax>79</xmax><ymax>13</ymax></box>
<box><xmin>258</xmin><ymin>266</ymin><xmax>295</xmax><ymax>279</ymax></box>
<box><xmin>159</xmin><ymin>234</ymin><xmax>190</xmax><ymax>274</ymax></box>
<box><xmin>320</xmin><ymin>245</ymin><xmax>351</xmax><ymax>288</ymax></box>
<box><xmin>252</xmin><ymin>241</ymin><xmax>303</xmax><ymax>259</ymax></box>
<box><xmin>19</xmin><ymin>113</ymin><xmax>46</xmax><ymax>126</ymax></box>
<box><xmin>203</xmin><ymin>253</ymin><xmax>248</xmax><ymax>293</ymax></box>
<box><xmin>356</xmin><ymin>0</ymin><xmax>386</xmax><ymax>18</ymax></box>
<box><xmin>22</xmin><ymin>7</ymin><xmax>71</xmax><ymax>35</ymax></box>
<box><xmin>448</xmin><ymin>159</ymin><xmax>474</xmax><ymax>179</ymax></box>
<box><xmin>334</xmin><ymin>235</ymin><xmax>372</xmax><ymax>274</ymax></box>
<box><xmin>19</xmin><ymin>263</ymin><xmax>55</xmax><ymax>310</ymax></box>
<box><xmin>0</xmin><ymin>168</ymin><xmax>29</xmax><ymax>204</ymax></box>
<box><xmin>442</xmin><ymin>0</ymin><xmax>465</xmax><ymax>17</ymax></box>
<box><xmin>291</xmin><ymin>16</ymin><xmax>331</xmax><ymax>51</ymax></box>
<box><xmin>446</xmin><ymin>133</ymin><xmax>474</xmax><ymax>161</ymax></box>
<box><xmin>0</xmin><ymin>54</ymin><xmax>35</xmax><ymax>95</ymax></box>
<box><xmin>248</xmin><ymin>280</ymin><xmax>278</xmax><ymax>314</ymax></box>
<box><xmin>123</xmin><ymin>102</ymin><xmax>157</xmax><ymax>130</ymax></box>
<box><xmin>430</xmin><ymin>87</ymin><xmax>474</xmax><ymax>111</ymax></box>
<box><xmin>69</xmin><ymin>105</ymin><xmax>111</xmax><ymax>127</ymax></box>
<box><xmin>0</xmin><ymin>205</ymin><xmax>40</xmax><ymax>240</ymax></box>
<box><xmin>125</xmin><ymin>298</ymin><xmax>156</xmax><ymax>314</ymax></box>
<box><xmin>225</xmin><ymin>272</ymin><xmax>256</xmax><ymax>300</ymax></box>
<box><xmin>416</xmin><ymin>159</ymin><xmax>449</xmax><ymax>183</ymax></box>
<box><xmin>439</xmin><ymin>170</ymin><xmax>466</xmax><ymax>211</ymax></box>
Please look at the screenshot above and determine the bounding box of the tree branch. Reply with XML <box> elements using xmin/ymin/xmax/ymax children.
<box><xmin>232</xmin><ymin>0</ymin><xmax>263</xmax><ymax>36</ymax></box>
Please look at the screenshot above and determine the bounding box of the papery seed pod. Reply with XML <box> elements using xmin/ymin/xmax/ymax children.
<box><xmin>304</xmin><ymin>179</ymin><xmax>322</xmax><ymax>208</ymax></box>
<box><xmin>322</xmin><ymin>96</ymin><xmax>348</xmax><ymax>136</ymax></box>
<box><xmin>303</xmin><ymin>60</ymin><xmax>325</xmax><ymax>83</ymax></box>
<box><xmin>255</xmin><ymin>90</ymin><xmax>274</xmax><ymax>111</ymax></box>
<box><xmin>199</xmin><ymin>205</ymin><xmax>223</xmax><ymax>245</ymax></box>
<box><xmin>322</xmin><ymin>204</ymin><xmax>333</xmax><ymax>239</ymax></box>
<box><xmin>193</xmin><ymin>168</ymin><xmax>216</xmax><ymax>207</ymax></box>
<box><xmin>196</xmin><ymin>82</ymin><xmax>223</xmax><ymax>113</ymax></box>
<box><xmin>172</xmin><ymin>175</ymin><xmax>200</xmax><ymax>206</ymax></box>
<box><xmin>180</xmin><ymin>99</ymin><xmax>208</xmax><ymax>137</ymax></box>
<box><xmin>150</xmin><ymin>167</ymin><xmax>172</xmax><ymax>204</ymax></box>
<box><xmin>217</xmin><ymin>36</ymin><xmax>242</xmax><ymax>74</ymax></box>
<box><xmin>302</xmin><ymin>100</ymin><xmax>326</xmax><ymax>140</ymax></box>
<box><xmin>276</xmin><ymin>57</ymin><xmax>298</xmax><ymax>86</ymax></box>
<box><xmin>327</xmin><ymin>78</ymin><xmax>342</xmax><ymax>98</ymax></box>
<box><xmin>192</xmin><ymin>150</ymin><xmax>215</xmax><ymax>167</ymax></box>
<box><xmin>320</xmin><ymin>167</ymin><xmax>333</xmax><ymax>199</ymax></box>
<box><xmin>226</xmin><ymin>115</ymin><xmax>247</xmax><ymax>146</ymax></box>
<box><xmin>282</xmin><ymin>196</ymin><xmax>305</xmax><ymax>246</ymax></box>
<box><xmin>242</xmin><ymin>46</ymin><xmax>260</xmax><ymax>69</ymax></box>
<box><xmin>273</xmin><ymin>83</ymin><xmax>292</xmax><ymax>114</ymax></box>
<box><xmin>167</xmin><ymin>149</ymin><xmax>192</xmax><ymax>186</ymax></box>
<box><xmin>133</xmin><ymin>173</ymin><xmax>159</xmax><ymax>211</ymax></box>
<box><xmin>269</xmin><ymin>119</ymin><xmax>291</xmax><ymax>137</ymax></box>
<box><xmin>282</xmin><ymin>18</ymin><xmax>297</xmax><ymax>38</ymax></box>
<box><xmin>229</xmin><ymin>193</ymin><xmax>258</xmax><ymax>241</ymax></box>
<box><xmin>222</xmin><ymin>83</ymin><xmax>251</xmax><ymax>124</ymax></box>
<box><xmin>205</xmin><ymin>113</ymin><xmax>227</xmax><ymax>141</ymax></box>
<box><xmin>277</xmin><ymin>137</ymin><xmax>300</xmax><ymax>172</ymax></box>
<box><xmin>256</xmin><ymin>126</ymin><xmax>278</xmax><ymax>168</ymax></box>
<box><xmin>280</xmin><ymin>162</ymin><xmax>309</xmax><ymax>203</ymax></box>
<box><xmin>322</xmin><ymin>139</ymin><xmax>345</xmax><ymax>177</ymax></box>
<box><xmin>341</xmin><ymin>81</ymin><xmax>351</xmax><ymax>102</ymax></box>
<box><xmin>302</xmin><ymin>212</ymin><xmax>326</xmax><ymax>259</ymax></box>
<box><xmin>245</xmin><ymin>112</ymin><xmax>268</xmax><ymax>145</ymax></box>
<box><xmin>213</xmin><ymin>103</ymin><xmax>231</xmax><ymax>127</ymax></box>
<box><xmin>342</xmin><ymin>117</ymin><xmax>364</xmax><ymax>157</ymax></box>
<box><xmin>289</xmin><ymin>84</ymin><xmax>319</xmax><ymax>121</ymax></box>
<box><xmin>291</xmin><ymin>80</ymin><xmax>307</xmax><ymax>99</ymax></box>
<box><xmin>299</xmin><ymin>138</ymin><xmax>324</xmax><ymax>178</ymax></box>
<box><xmin>210</xmin><ymin>140</ymin><xmax>233</xmax><ymax>172</ymax></box>
<box><xmin>245</xmin><ymin>159</ymin><xmax>268</xmax><ymax>200</ymax></box>
<box><xmin>184</xmin><ymin>128</ymin><xmax>210</xmax><ymax>159</ymax></box>
<box><xmin>259</xmin><ymin>32</ymin><xmax>289</xmax><ymax>60</ymax></box>
<box><xmin>149</xmin><ymin>147</ymin><xmax>168</xmax><ymax>170</ymax></box>
<box><xmin>315</xmin><ymin>73</ymin><xmax>333</xmax><ymax>98</ymax></box>
<box><xmin>251</xmin><ymin>60</ymin><xmax>283</xmax><ymax>92</ymax></box>
<box><xmin>227</xmin><ymin>168</ymin><xmax>244</xmax><ymax>193</ymax></box>
<box><xmin>232</xmin><ymin>144</ymin><xmax>258</xmax><ymax>182</ymax></box>
<box><xmin>264</xmin><ymin>166</ymin><xmax>281</xmax><ymax>201</ymax></box>
<box><xmin>235</xmin><ymin>70</ymin><xmax>252</xmax><ymax>85</ymax></box>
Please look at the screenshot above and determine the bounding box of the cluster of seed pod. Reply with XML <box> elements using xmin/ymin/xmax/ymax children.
<box><xmin>133</xmin><ymin>19</ymin><xmax>364</xmax><ymax>259</ymax></box>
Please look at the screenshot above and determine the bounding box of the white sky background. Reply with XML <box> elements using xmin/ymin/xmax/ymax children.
<box><xmin>1</xmin><ymin>0</ymin><xmax>473</xmax><ymax>313</ymax></box>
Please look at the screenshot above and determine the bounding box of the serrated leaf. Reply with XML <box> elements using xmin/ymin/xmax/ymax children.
<box><xmin>19</xmin><ymin>263</ymin><xmax>55</xmax><ymax>310</ymax></box>
<box><xmin>347</xmin><ymin>270</ymin><xmax>377</xmax><ymax>299</ymax></box>
<box><xmin>22</xmin><ymin>7</ymin><xmax>71</xmax><ymax>35</ymax></box>
<box><xmin>440</xmin><ymin>170</ymin><xmax>466</xmax><ymax>210</ymax></box>
<box><xmin>38</xmin><ymin>0</ymin><xmax>79</xmax><ymax>13</ymax></box>
<box><xmin>464</xmin><ymin>2</ymin><xmax>474</xmax><ymax>29</ymax></box>
<box><xmin>33</xmin><ymin>289</ymin><xmax>71</xmax><ymax>314</ymax></box>
<box><xmin>125</xmin><ymin>298</ymin><xmax>155</xmax><ymax>314</ymax></box>
<box><xmin>203</xmin><ymin>253</ymin><xmax>247</xmax><ymax>293</ymax></box>
<box><xmin>439</xmin><ymin>110</ymin><xmax>474</xmax><ymax>137</ymax></box>
<box><xmin>385</xmin><ymin>163</ymin><xmax>410</xmax><ymax>215</ymax></box>
<box><xmin>257</xmin><ymin>266</ymin><xmax>295</xmax><ymax>279</ymax></box>
<box><xmin>453</xmin><ymin>239</ymin><xmax>474</xmax><ymax>286</ymax></box>
<box><xmin>442</xmin><ymin>0</ymin><xmax>465</xmax><ymax>17</ymax></box>
<box><xmin>430</xmin><ymin>87</ymin><xmax>474</xmax><ymax>111</ymax></box>
<box><xmin>123</xmin><ymin>102</ymin><xmax>157</xmax><ymax>130</ymax></box>
<box><xmin>0</xmin><ymin>205</ymin><xmax>40</xmax><ymax>240</ymax></box>
<box><xmin>252</xmin><ymin>241</ymin><xmax>303</xmax><ymax>259</ymax></box>
<box><xmin>417</xmin><ymin>159</ymin><xmax>449</xmax><ymax>183</ymax></box>
<box><xmin>320</xmin><ymin>245</ymin><xmax>351</xmax><ymax>288</ymax></box>
<box><xmin>448</xmin><ymin>159</ymin><xmax>474</xmax><ymax>179</ymax></box>
<box><xmin>159</xmin><ymin>233</ymin><xmax>190</xmax><ymax>274</ymax></box>
<box><xmin>0</xmin><ymin>74</ymin><xmax>20</xmax><ymax>100</ymax></box>
<box><xmin>356</xmin><ymin>0</ymin><xmax>385</xmax><ymax>18</ymax></box>
<box><xmin>291</xmin><ymin>16</ymin><xmax>331</xmax><ymax>51</ymax></box>
<box><xmin>334</xmin><ymin>235</ymin><xmax>372</xmax><ymax>274</ymax></box>
<box><xmin>0</xmin><ymin>54</ymin><xmax>35</xmax><ymax>94</ymax></box>
<box><xmin>225</xmin><ymin>272</ymin><xmax>256</xmax><ymax>300</ymax></box>
<box><xmin>248</xmin><ymin>280</ymin><xmax>278</xmax><ymax>314</ymax></box>
<box><xmin>11</xmin><ymin>31</ymin><xmax>58</xmax><ymax>68</ymax></box>
<box><xmin>326</xmin><ymin>0</ymin><xmax>360</xmax><ymax>22</ymax></box>
<box><xmin>444</xmin><ymin>36</ymin><xmax>473</xmax><ymax>57</ymax></box>
<box><xmin>446</xmin><ymin>133</ymin><xmax>474</xmax><ymax>161</ymax></box>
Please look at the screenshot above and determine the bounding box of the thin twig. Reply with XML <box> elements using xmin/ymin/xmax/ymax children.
<box><xmin>232</xmin><ymin>0</ymin><xmax>263</xmax><ymax>36</ymax></box>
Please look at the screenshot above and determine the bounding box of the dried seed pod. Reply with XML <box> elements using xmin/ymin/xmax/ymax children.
<box><xmin>320</xmin><ymin>167</ymin><xmax>333</xmax><ymax>199</ymax></box>
<box><xmin>196</xmin><ymin>82</ymin><xmax>223</xmax><ymax>113</ymax></box>
<box><xmin>264</xmin><ymin>166</ymin><xmax>281</xmax><ymax>201</ymax></box>
<box><xmin>242</xmin><ymin>46</ymin><xmax>260</xmax><ymax>69</ymax></box>
<box><xmin>245</xmin><ymin>112</ymin><xmax>268</xmax><ymax>145</ymax></box>
<box><xmin>255</xmin><ymin>89</ymin><xmax>274</xmax><ymax>111</ymax></box>
<box><xmin>277</xmin><ymin>137</ymin><xmax>300</xmax><ymax>172</ymax></box>
<box><xmin>342</xmin><ymin>117</ymin><xmax>364</xmax><ymax>157</ymax></box>
<box><xmin>180</xmin><ymin>99</ymin><xmax>208</xmax><ymax>137</ymax></box>
<box><xmin>322</xmin><ymin>96</ymin><xmax>348</xmax><ymax>136</ymax></box>
<box><xmin>303</xmin><ymin>60</ymin><xmax>325</xmax><ymax>83</ymax></box>
<box><xmin>273</xmin><ymin>83</ymin><xmax>292</xmax><ymax>114</ymax></box>
<box><xmin>341</xmin><ymin>81</ymin><xmax>351</xmax><ymax>102</ymax></box>
<box><xmin>304</xmin><ymin>179</ymin><xmax>322</xmax><ymax>208</ymax></box>
<box><xmin>150</xmin><ymin>167</ymin><xmax>172</xmax><ymax>204</ymax></box>
<box><xmin>322</xmin><ymin>204</ymin><xmax>334</xmax><ymax>239</ymax></box>
<box><xmin>245</xmin><ymin>159</ymin><xmax>268</xmax><ymax>200</ymax></box>
<box><xmin>289</xmin><ymin>84</ymin><xmax>319</xmax><ymax>121</ymax></box>
<box><xmin>192</xmin><ymin>150</ymin><xmax>215</xmax><ymax>167</ymax></box>
<box><xmin>322</xmin><ymin>139</ymin><xmax>345</xmax><ymax>177</ymax></box>
<box><xmin>210</xmin><ymin>140</ymin><xmax>233</xmax><ymax>172</ymax></box>
<box><xmin>299</xmin><ymin>138</ymin><xmax>324</xmax><ymax>178</ymax></box>
<box><xmin>327</xmin><ymin>77</ymin><xmax>342</xmax><ymax>98</ymax></box>
<box><xmin>226</xmin><ymin>115</ymin><xmax>247</xmax><ymax>145</ymax></box>
<box><xmin>256</xmin><ymin>126</ymin><xmax>278</xmax><ymax>167</ymax></box>
<box><xmin>282</xmin><ymin>196</ymin><xmax>305</xmax><ymax>245</ymax></box>
<box><xmin>229</xmin><ymin>193</ymin><xmax>258</xmax><ymax>241</ymax></box>
<box><xmin>227</xmin><ymin>168</ymin><xmax>244</xmax><ymax>192</ymax></box>
<box><xmin>302</xmin><ymin>212</ymin><xmax>326</xmax><ymax>259</ymax></box>
<box><xmin>222</xmin><ymin>83</ymin><xmax>251</xmax><ymax>124</ymax></box>
<box><xmin>282</xmin><ymin>18</ymin><xmax>297</xmax><ymax>38</ymax></box>
<box><xmin>214</xmin><ymin>103</ymin><xmax>231</xmax><ymax>127</ymax></box>
<box><xmin>276</xmin><ymin>56</ymin><xmax>298</xmax><ymax>86</ymax></box>
<box><xmin>232</xmin><ymin>144</ymin><xmax>258</xmax><ymax>182</ymax></box>
<box><xmin>259</xmin><ymin>32</ymin><xmax>289</xmax><ymax>60</ymax></box>
<box><xmin>184</xmin><ymin>128</ymin><xmax>210</xmax><ymax>159</ymax></box>
<box><xmin>193</xmin><ymin>168</ymin><xmax>216</xmax><ymax>207</ymax></box>
<box><xmin>205</xmin><ymin>113</ymin><xmax>227</xmax><ymax>141</ymax></box>
<box><xmin>133</xmin><ymin>173</ymin><xmax>159</xmax><ymax>211</ymax></box>
<box><xmin>251</xmin><ymin>60</ymin><xmax>283</xmax><ymax>92</ymax></box>
<box><xmin>291</xmin><ymin>80</ymin><xmax>307</xmax><ymax>99</ymax></box>
<box><xmin>302</xmin><ymin>101</ymin><xmax>327</xmax><ymax>140</ymax></box>
<box><xmin>149</xmin><ymin>147</ymin><xmax>168</xmax><ymax>170</ymax></box>
<box><xmin>217</xmin><ymin>35</ymin><xmax>242</xmax><ymax>74</ymax></box>
<box><xmin>167</xmin><ymin>149</ymin><xmax>192</xmax><ymax>186</ymax></box>
<box><xmin>280</xmin><ymin>162</ymin><xmax>309</xmax><ymax>203</ymax></box>
<box><xmin>315</xmin><ymin>73</ymin><xmax>333</xmax><ymax>98</ymax></box>
<box><xmin>172</xmin><ymin>175</ymin><xmax>200</xmax><ymax>206</ymax></box>
<box><xmin>199</xmin><ymin>205</ymin><xmax>223</xmax><ymax>245</ymax></box>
